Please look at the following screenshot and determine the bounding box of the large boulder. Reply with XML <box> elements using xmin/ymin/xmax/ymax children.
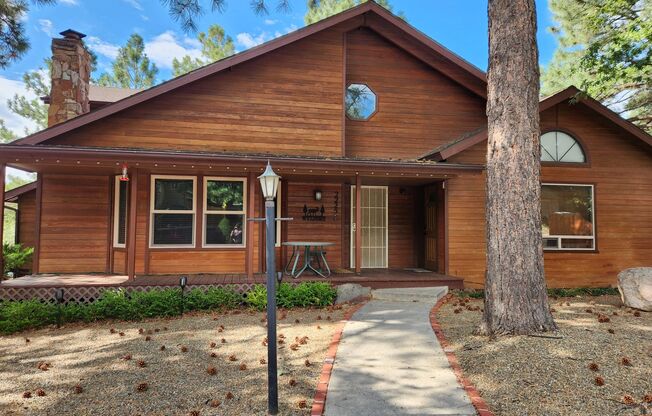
<box><xmin>617</xmin><ymin>267</ymin><xmax>652</xmax><ymax>311</ymax></box>
<box><xmin>335</xmin><ymin>283</ymin><xmax>371</xmax><ymax>304</ymax></box>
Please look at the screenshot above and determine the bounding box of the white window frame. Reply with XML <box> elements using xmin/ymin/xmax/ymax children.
<box><xmin>275</xmin><ymin>182</ymin><xmax>282</xmax><ymax>247</ymax></box>
<box><xmin>203</xmin><ymin>176</ymin><xmax>247</xmax><ymax>248</ymax></box>
<box><xmin>542</xmin><ymin>183</ymin><xmax>595</xmax><ymax>251</ymax></box>
<box><xmin>149</xmin><ymin>175</ymin><xmax>197</xmax><ymax>248</ymax></box>
<box><xmin>113</xmin><ymin>176</ymin><xmax>128</xmax><ymax>248</ymax></box>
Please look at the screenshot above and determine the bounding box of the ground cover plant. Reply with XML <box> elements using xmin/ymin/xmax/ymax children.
<box><xmin>0</xmin><ymin>282</ymin><xmax>337</xmax><ymax>334</ymax></box>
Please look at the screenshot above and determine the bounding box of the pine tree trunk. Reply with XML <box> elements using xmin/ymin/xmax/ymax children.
<box><xmin>480</xmin><ymin>0</ymin><xmax>557</xmax><ymax>335</ymax></box>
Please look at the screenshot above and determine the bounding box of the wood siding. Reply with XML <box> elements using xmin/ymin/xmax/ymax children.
<box><xmin>16</xmin><ymin>191</ymin><xmax>36</xmax><ymax>270</ymax></box>
<box><xmin>49</xmin><ymin>30</ymin><xmax>345</xmax><ymax>157</ymax></box>
<box><xmin>39</xmin><ymin>174</ymin><xmax>110</xmax><ymax>273</ymax></box>
<box><xmin>344</xmin><ymin>28</ymin><xmax>486</xmax><ymax>159</ymax></box>
<box><xmin>285</xmin><ymin>183</ymin><xmax>344</xmax><ymax>270</ymax></box>
<box><xmin>388</xmin><ymin>186</ymin><xmax>418</xmax><ymax>268</ymax></box>
<box><xmin>446</xmin><ymin>103</ymin><xmax>652</xmax><ymax>288</ymax></box>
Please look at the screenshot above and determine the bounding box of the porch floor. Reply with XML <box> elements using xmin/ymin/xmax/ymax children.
<box><xmin>1</xmin><ymin>269</ymin><xmax>463</xmax><ymax>290</ymax></box>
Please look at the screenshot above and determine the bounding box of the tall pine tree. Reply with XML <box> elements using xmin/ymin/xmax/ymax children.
<box><xmin>172</xmin><ymin>24</ymin><xmax>235</xmax><ymax>77</ymax></box>
<box><xmin>98</xmin><ymin>34</ymin><xmax>158</xmax><ymax>89</ymax></box>
<box><xmin>542</xmin><ymin>0</ymin><xmax>651</xmax><ymax>132</ymax></box>
<box><xmin>305</xmin><ymin>0</ymin><xmax>401</xmax><ymax>25</ymax></box>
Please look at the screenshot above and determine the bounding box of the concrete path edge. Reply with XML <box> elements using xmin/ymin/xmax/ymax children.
<box><xmin>430</xmin><ymin>296</ymin><xmax>495</xmax><ymax>416</ymax></box>
<box><xmin>311</xmin><ymin>301</ymin><xmax>368</xmax><ymax>416</ymax></box>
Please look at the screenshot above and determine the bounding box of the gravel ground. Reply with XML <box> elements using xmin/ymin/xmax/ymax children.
<box><xmin>0</xmin><ymin>306</ymin><xmax>350</xmax><ymax>416</ymax></box>
<box><xmin>437</xmin><ymin>294</ymin><xmax>652</xmax><ymax>416</ymax></box>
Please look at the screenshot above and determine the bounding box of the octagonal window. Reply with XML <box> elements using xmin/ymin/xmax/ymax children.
<box><xmin>345</xmin><ymin>83</ymin><xmax>377</xmax><ymax>121</ymax></box>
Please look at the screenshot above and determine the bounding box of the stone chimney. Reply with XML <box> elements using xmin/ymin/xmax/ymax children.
<box><xmin>47</xmin><ymin>29</ymin><xmax>91</xmax><ymax>127</ymax></box>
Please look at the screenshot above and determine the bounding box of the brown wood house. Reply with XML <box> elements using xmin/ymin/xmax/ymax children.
<box><xmin>2</xmin><ymin>2</ymin><xmax>651</xmax><ymax>290</ymax></box>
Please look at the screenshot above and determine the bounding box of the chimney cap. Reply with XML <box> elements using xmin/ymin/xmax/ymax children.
<box><xmin>59</xmin><ymin>29</ymin><xmax>86</xmax><ymax>40</ymax></box>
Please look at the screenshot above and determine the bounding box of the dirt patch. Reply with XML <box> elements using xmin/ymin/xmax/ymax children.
<box><xmin>0</xmin><ymin>306</ymin><xmax>350</xmax><ymax>415</ymax></box>
<box><xmin>437</xmin><ymin>295</ymin><xmax>652</xmax><ymax>416</ymax></box>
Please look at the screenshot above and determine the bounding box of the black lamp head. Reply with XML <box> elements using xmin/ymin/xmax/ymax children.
<box><xmin>179</xmin><ymin>276</ymin><xmax>188</xmax><ymax>288</ymax></box>
<box><xmin>55</xmin><ymin>288</ymin><xmax>65</xmax><ymax>303</ymax></box>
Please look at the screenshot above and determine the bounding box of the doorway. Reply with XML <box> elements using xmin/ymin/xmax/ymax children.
<box><xmin>350</xmin><ymin>186</ymin><xmax>388</xmax><ymax>268</ymax></box>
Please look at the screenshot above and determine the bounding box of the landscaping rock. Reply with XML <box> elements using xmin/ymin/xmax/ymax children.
<box><xmin>617</xmin><ymin>267</ymin><xmax>652</xmax><ymax>311</ymax></box>
<box><xmin>335</xmin><ymin>284</ymin><xmax>371</xmax><ymax>304</ymax></box>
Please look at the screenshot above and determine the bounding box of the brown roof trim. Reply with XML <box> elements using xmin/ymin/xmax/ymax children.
<box><xmin>4</xmin><ymin>182</ymin><xmax>37</xmax><ymax>202</ymax></box>
<box><xmin>419</xmin><ymin>86</ymin><xmax>652</xmax><ymax>161</ymax></box>
<box><xmin>0</xmin><ymin>145</ymin><xmax>485</xmax><ymax>174</ymax></box>
<box><xmin>13</xmin><ymin>2</ymin><xmax>487</xmax><ymax>147</ymax></box>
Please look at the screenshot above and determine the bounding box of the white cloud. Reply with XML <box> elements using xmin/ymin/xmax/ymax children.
<box><xmin>0</xmin><ymin>76</ymin><xmax>39</xmax><ymax>137</ymax></box>
<box><xmin>122</xmin><ymin>0</ymin><xmax>143</xmax><ymax>11</ymax></box>
<box><xmin>144</xmin><ymin>31</ymin><xmax>201</xmax><ymax>69</ymax></box>
<box><xmin>86</xmin><ymin>36</ymin><xmax>120</xmax><ymax>59</ymax></box>
<box><xmin>264</xmin><ymin>19</ymin><xmax>278</xmax><ymax>25</ymax></box>
<box><xmin>38</xmin><ymin>19</ymin><xmax>53</xmax><ymax>36</ymax></box>
<box><xmin>236</xmin><ymin>32</ymin><xmax>270</xmax><ymax>49</ymax></box>
<box><xmin>60</xmin><ymin>0</ymin><xmax>79</xmax><ymax>5</ymax></box>
<box><xmin>140</xmin><ymin>14</ymin><xmax>150</xmax><ymax>21</ymax></box>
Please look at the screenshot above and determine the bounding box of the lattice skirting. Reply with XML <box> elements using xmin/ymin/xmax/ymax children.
<box><xmin>0</xmin><ymin>283</ymin><xmax>257</xmax><ymax>304</ymax></box>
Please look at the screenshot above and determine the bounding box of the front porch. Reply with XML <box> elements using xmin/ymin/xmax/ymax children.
<box><xmin>0</xmin><ymin>269</ymin><xmax>463</xmax><ymax>302</ymax></box>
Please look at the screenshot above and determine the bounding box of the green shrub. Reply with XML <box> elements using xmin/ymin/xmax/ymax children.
<box><xmin>245</xmin><ymin>282</ymin><xmax>337</xmax><ymax>310</ymax></box>
<box><xmin>0</xmin><ymin>300</ymin><xmax>56</xmax><ymax>333</ymax></box>
<box><xmin>3</xmin><ymin>243</ymin><xmax>34</xmax><ymax>276</ymax></box>
<box><xmin>547</xmin><ymin>287</ymin><xmax>619</xmax><ymax>297</ymax></box>
<box><xmin>0</xmin><ymin>282</ymin><xmax>336</xmax><ymax>334</ymax></box>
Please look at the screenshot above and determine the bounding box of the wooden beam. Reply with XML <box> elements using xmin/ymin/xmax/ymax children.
<box><xmin>0</xmin><ymin>163</ymin><xmax>4</xmax><ymax>275</ymax></box>
<box><xmin>355</xmin><ymin>174</ymin><xmax>362</xmax><ymax>274</ymax></box>
<box><xmin>32</xmin><ymin>173</ymin><xmax>43</xmax><ymax>274</ymax></box>
<box><xmin>195</xmin><ymin>174</ymin><xmax>204</xmax><ymax>250</ymax></box>
<box><xmin>246</xmin><ymin>171</ymin><xmax>256</xmax><ymax>280</ymax></box>
<box><xmin>127</xmin><ymin>169</ymin><xmax>139</xmax><ymax>280</ymax></box>
<box><xmin>106</xmin><ymin>176</ymin><xmax>114</xmax><ymax>274</ymax></box>
<box><xmin>143</xmin><ymin>172</ymin><xmax>150</xmax><ymax>275</ymax></box>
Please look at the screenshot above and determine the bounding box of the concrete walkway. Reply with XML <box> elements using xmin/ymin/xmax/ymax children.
<box><xmin>324</xmin><ymin>287</ymin><xmax>477</xmax><ymax>416</ymax></box>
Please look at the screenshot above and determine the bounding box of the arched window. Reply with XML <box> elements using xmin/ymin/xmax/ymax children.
<box><xmin>540</xmin><ymin>131</ymin><xmax>586</xmax><ymax>163</ymax></box>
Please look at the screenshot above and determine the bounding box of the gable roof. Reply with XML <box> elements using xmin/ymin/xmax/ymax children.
<box><xmin>419</xmin><ymin>86</ymin><xmax>652</xmax><ymax>161</ymax></box>
<box><xmin>4</xmin><ymin>182</ymin><xmax>37</xmax><ymax>203</ymax></box>
<box><xmin>11</xmin><ymin>1</ymin><xmax>487</xmax><ymax>147</ymax></box>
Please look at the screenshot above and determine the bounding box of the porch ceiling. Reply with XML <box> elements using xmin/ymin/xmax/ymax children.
<box><xmin>0</xmin><ymin>144</ymin><xmax>484</xmax><ymax>181</ymax></box>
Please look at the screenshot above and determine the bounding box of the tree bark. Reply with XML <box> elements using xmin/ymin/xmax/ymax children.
<box><xmin>481</xmin><ymin>0</ymin><xmax>557</xmax><ymax>335</ymax></box>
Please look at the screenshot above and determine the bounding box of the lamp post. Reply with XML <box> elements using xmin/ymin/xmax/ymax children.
<box><xmin>179</xmin><ymin>276</ymin><xmax>187</xmax><ymax>315</ymax></box>
<box><xmin>258</xmin><ymin>161</ymin><xmax>281</xmax><ymax>415</ymax></box>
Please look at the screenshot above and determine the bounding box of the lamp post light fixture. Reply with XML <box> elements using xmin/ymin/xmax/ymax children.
<box><xmin>55</xmin><ymin>288</ymin><xmax>65</xmax><ymax>328</ymax></box>
<box><xmin>258</xmin><ymin>161</ymin><xmax>281</xmax><ymax>415</ymax></box>
<box><xmin>179</xmin><ymin>276</ymin><xmax>188</xmax><ymax>315</ymax></box>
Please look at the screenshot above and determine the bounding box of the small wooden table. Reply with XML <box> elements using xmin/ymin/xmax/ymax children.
<box><xmin>282</xmin><ymin>242</ymin><xmax>334</xmax><ymax>278</ymax></box>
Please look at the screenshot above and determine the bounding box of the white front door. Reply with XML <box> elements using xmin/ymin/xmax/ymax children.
<box><xmin>351</xmin><ymin>186</ymin><xmax>388</xmax><ymax>268</ymax></box>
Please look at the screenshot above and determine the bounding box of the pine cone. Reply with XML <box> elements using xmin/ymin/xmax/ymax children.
<box><xmin>207</xmin><ymin>366</ymin><xmax>217</xmax><ymax>375</ymax></box>
<box><xmin>136</xmin><ymin>382</ymin><xmax>148</xmax><ymax>392</ymax></box>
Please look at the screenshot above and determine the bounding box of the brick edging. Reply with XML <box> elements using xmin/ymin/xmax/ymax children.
<box><xmin>310</xmin><ymin>301</ymin><xmax>367</xmax><ymax>416</ymax></box>
<box><xmin>430</xmin><ymin>297</ymin><xmax>495</xmax><ymax>416</ymax></box>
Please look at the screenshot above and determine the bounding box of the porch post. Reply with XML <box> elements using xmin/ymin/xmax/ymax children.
<box><xmin>127</xmin><ymin>169</ymin><xmax>139</xmax><ymax>280</ymax></box>
<box><xmin>246</xmin><ymin>171</ymin><xmax>256</xmax><ymax>280</ymax></box>
<box><xmin>0</xmin><ymin>163</ymin><xmax>5</xmax><ymax>275</ymax></box>
<box><xmin>355</xmin><ymin>174</ymin><xmax>362</xmax><ymax>275</ymax></box>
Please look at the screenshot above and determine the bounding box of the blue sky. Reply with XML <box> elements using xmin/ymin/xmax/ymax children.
<box><xmin>0</xmin><ymin>0</ymin><xmax>559</xmax><ymax>137</ymax></box>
